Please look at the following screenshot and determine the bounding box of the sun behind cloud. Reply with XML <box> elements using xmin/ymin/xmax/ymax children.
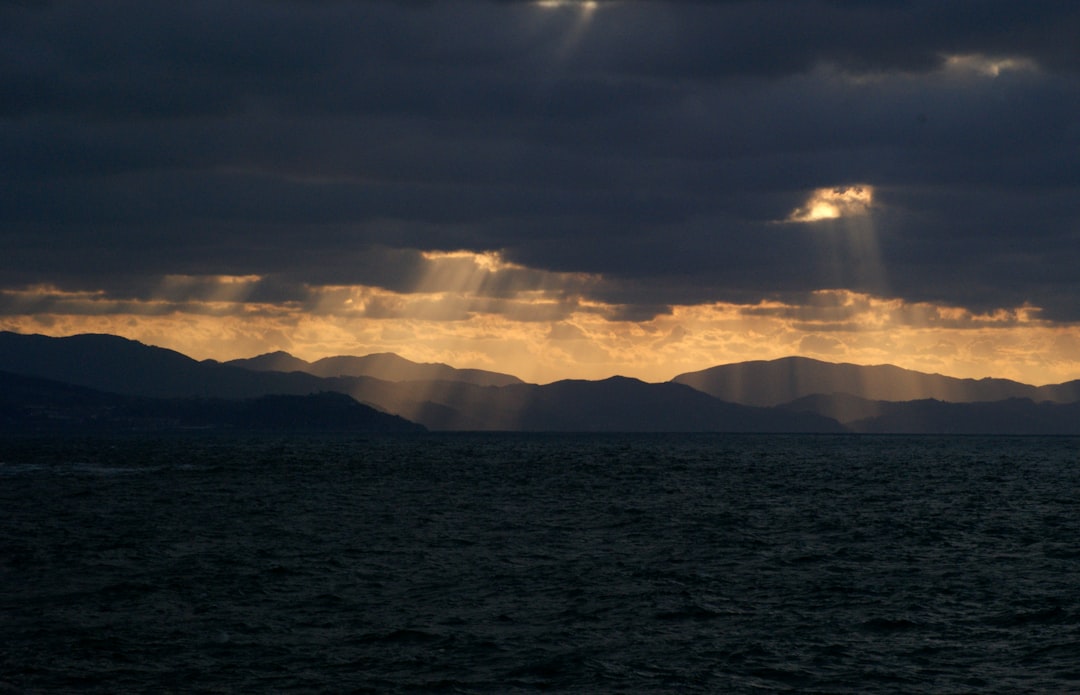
<box><xmin>788</xmin><ymin>185</ymin><xmax>874</xmax><ymax>223</ymax></box>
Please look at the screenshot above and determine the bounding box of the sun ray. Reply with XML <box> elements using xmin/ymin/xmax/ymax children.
<box><xmin>531</xmin><ymin>0</ymin><xmax>603</xmax><ymax>59</ymax></box>
<box><xmin>7</xmin><ymin>277</ymin><xmax>1080</xmax><ymax>387</ymax></box>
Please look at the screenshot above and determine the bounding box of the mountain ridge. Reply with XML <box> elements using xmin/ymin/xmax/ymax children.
<box><xmin>0</xmin><ymin>370</ymin><xmax>424</xmax><ymax>433</ymax></box>
<box><xmin>774</xmin><ymin>391</ymin><xmax>1080</xmax><ymax>435</ymax></box>
<box><xmin>671</xmin><ymin>356</ymin><xmax>1080</xmax><ymax>406</ymax></box>
<box><xmin>0</xmin><ymin>332</ymin><xmax>841</xmax><ymax>432</ymax></box>
<box><xmin>4</xmin><ymin>331</ymin><xmax>1080</xmax><ymax>433</ymax></box>
<box><xmin>224</xmin><ymin>350</ymin><xmax>524</xmax><ymax>387</ymax></box>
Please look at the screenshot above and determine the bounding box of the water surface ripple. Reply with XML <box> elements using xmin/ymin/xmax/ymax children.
<box><xmin>2</xmin><ymin>433</ymin><xmax>1079</xmax><ymax>692</ymax></box>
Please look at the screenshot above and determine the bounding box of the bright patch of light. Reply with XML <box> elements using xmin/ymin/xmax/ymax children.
<box><xmin>788</xmin><ymin>185</ymin><xmax>874</xmax><ymax>223</ymax></box>
<box><xmin>536</xmin><ymin>0</ymin><xmax>599</xmax><ymax>12</ymax></box>
<box><xmin>157</xmin><ymin>274</ymin><xmax>263</xmax><ymax>303</ymax></box>
<box><xmin>943</xmin><ymin>53</ymin><xmax>1038</xmax><ymax>77</ymax></box>
<box><xmin>420</xmin><ymin>250</ymin><xmax>517</xmax><ymax>274</ymax></box>
<box><xmin>6</xmin><ymin>285</ymin><xmax>1080</xmax><ymax>386</ymax></box>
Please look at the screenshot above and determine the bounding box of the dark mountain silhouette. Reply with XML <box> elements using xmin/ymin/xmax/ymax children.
<box><xmin>234</xmin><ymin>392</ymin><xmax>422</xmax><ymax>430</ymax></box>
<box><xmin>225</xmin><ymin>350</ymin><xmax>523</xmax><ymax>387</ymax></box>
<box><xmin>776</xmin><ymin>392</ymin><xmax>1080</xmax><ymax>434</ymax></box>
<box><xmin>497</xmin><ymin>376</ymin><xmax>844</xmax><ymax>432</ymax></box>
<box><xmin>672</xmin><ymin>356</ymin><xmax>1080</xmax><ymax>406</ymax></box>
<box><xmin>1034</xmin><ymin>380</ymin><xmax>1080</xmax><ymax>403</ymax></box>
<box><xmin>124</xmin><ymin>391</ymin><xmax>424</xmax><ymax>432</ymax></box>
<box><xmin>0</xmin><ymin>332</ymin><xmax>212</xmax><ymax>396</ymax></box>
<box><xmin>0</xmin><ymin>331</ymin><xmax>467</xmax><ymax>426</ymax></box>
<box><xmin>222</xmin><ymin>350</ymin><xmax>311</xmax><ymax>373</ymax></box>
<box><xmin>325</xmin><ymin>376</ymin><xmax>845</xmax><ymax>432</ymax></box>
<box><xmin>0</xmin><ymin>332</ymin><xmax>844</xmax><ymax>432</ymax></box>
<box><xmin>0</xmin><ymin>370</ymin><xmax>127</xmax><ymax>429</ymax></box>
<box><xmin>0</xmin><ymin>331</ymin><xmax>342</xmax><ymax>399</ymax></box>
<box><xmin>5</xmin><ymin>331</ymin><xmax>1080</xmax><ymax>433</ymax></box>
<box><xmin>0</xmin><ymin>370</ymin><xmax>423</xmax><ymax>432</ymax></box>
<box><xmin>847</xmin><ymin>398</ymin><xmax>1080</xmax><ymax>435</ymax></box>
<box><xmin>776</xmin><ymin>393</ymin><xmax>888</xmax><ymax>425</ymax></box>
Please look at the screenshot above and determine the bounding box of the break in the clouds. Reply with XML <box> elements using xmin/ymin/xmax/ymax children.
<box><xmin>2</xmin><ymin>0</ymin><xmax>1080</xmax><ymax>382</ymax></box>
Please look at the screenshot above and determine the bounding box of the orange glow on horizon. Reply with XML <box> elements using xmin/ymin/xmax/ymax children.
<box><xmin>4</xmin><ymin>281</ymin><xmax>1080</xmax><ymax>387</ymax></box>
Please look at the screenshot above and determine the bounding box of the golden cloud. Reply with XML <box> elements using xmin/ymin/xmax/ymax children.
<box><xmin>787</xmin><ymin>185</ymin><xmax>874</xmax><ymax>223</ymax></box>
<box><xmin>4</xmin><ymin>269</ymin><xmax>1080</xmax><ymax>386</ymax></box>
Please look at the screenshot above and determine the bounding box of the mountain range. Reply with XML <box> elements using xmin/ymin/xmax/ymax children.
<box><xmin>0</xmin><ymin>369</ymin><xmax>422</xmax><ymax>433</ymax></box>
<box><xmin>224</xmin><ymin>351</ymin><xmax>523</xmax><ymax>387</ymax></box>
<box><xmin>673</xmin><ymin>357</ymin><xmax>1080</xmax><ymax>406</ymax></box>
<box><xmin>2</xmin><ymin>331</ymin><xmax>1079</xmax><ymax>434</ymax></box>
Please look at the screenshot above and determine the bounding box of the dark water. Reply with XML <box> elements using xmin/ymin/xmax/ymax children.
<box><xmin>2</xmin><ymin>433</ymin><xmax>1080</xmax><ymax>693</ymax></box>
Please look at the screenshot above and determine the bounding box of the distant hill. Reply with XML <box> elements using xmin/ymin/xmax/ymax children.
<box><xmin>0</xmin><ymin>331</ymin><xmax>465</xmax><ymax>426</ymax></box>
<box><xmin>776</xmin><ymin>392</ymin><xmax>888</xmax><ymax>424</ymax></box>
<box><xmin>0</xmin><ymin>331</ymin><xmax>343</xmax><ymax>399</ymax></box>
<box><xmin>225</xmin><ymin>351</ymin><xmax>524</xmax><ymax>387</ymax></box>
<box><xmin>6</xmin><ymin>332</ymin><xmax>1080</xmax><ymax>433</ymax></box>
<box><xmin>0</xmin><ymin>332</ymin><xmax>213</xmax><ymax>396</ymax></box>
<box><xmin>672</xmin><ymin>356</ymin><xmax>1080</xmax><ymax>406</ymax></box>
<box><xmin>0</xmin><ymin>370</ymin><xmax>127</xmax><ymax>429</ymax></box>
<box><xmin>776</xmin><ymin>392</ymin><xmax>1080</xmax><ymax>434</ymax></box>
<box><xmin>510</xmin><ymin>377</ymin><xmax>843</xmax><ymax>432</ymax></box>
<box><xmin>0</xmin><ymin>332</ymin><xmax>844</xmax><ymax>432</ymax></box>
<box><xmin>341</xmin><ymin>376</ymin><xmax>846</xmax><ymax>432</ymax></box>
<box><xmin>126</xmin><ymin>391</ymin><xmax>425</xmax><ymax>432</ymax></box>
<box><xmin>222</xmin><ymin>350</ymin><xmax>311</xmax><ymax>373</ymax></box>
<box><xmin>0</xmin><ymin>370</ymin><xmax>423</xmax><ymax>433</ymax></box>
<box><xmin>848</xmin><ymin>398</ymin><xmax>1080</xmax><ymax>435</ymax></box>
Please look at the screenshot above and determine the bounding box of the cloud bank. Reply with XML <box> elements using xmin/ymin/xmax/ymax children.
<box><xmin>2</xmin><ymin>0</ymin><xmax>1079</xmax><ymax>382</ymax></box>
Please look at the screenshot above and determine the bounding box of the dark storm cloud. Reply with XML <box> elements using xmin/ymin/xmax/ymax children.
<box><xmin>2</xmin><ymin>0</ymin><xmax>1079</xmax><ymax>319</ymax></box>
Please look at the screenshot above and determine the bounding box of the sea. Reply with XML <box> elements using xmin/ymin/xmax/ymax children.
<box><xmin>2</xmin><ymin>432</ymin><xmax>1079</xmax><ymax>693</ymax></box>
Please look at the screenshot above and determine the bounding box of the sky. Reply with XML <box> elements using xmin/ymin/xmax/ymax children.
<box><xmin>2</xmin><ymin>0</ymin><xmax>1080</xmax><ymax>385</ymax></box>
